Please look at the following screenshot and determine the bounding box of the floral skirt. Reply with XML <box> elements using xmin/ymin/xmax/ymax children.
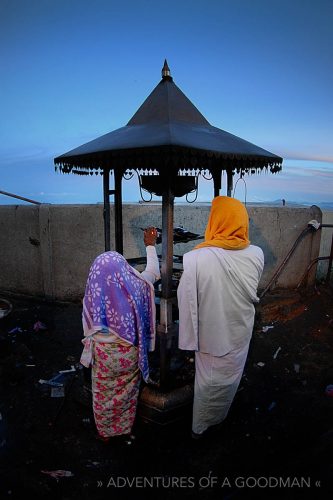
<box><xmin>91</xmin><ymin>341</ymin><xmax>140</xmax><ymax>438</ymax></box>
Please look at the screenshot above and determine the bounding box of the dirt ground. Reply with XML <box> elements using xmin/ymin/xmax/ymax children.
<box><xmin>0</xmin><ymin>283</ymin><xmax>333</xmax><ymax>500</ymax></box>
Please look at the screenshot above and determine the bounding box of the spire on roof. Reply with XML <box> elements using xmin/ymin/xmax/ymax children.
<box><xmin>162</xmin><ymin>59</ymin><xmax>172</xmax><ymax>81</ymax></box>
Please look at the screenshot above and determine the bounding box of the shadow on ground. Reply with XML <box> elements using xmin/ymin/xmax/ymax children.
<box><xmin>0</xmin><ymin>284</ymin><xmax>333</xmax><ymax>499</ymax></box>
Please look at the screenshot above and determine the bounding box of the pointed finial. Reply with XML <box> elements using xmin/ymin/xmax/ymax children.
<box><xmin>162</xmin><ymin>59</ymin><xmax>172</xmax><ymax>81</ymax></box>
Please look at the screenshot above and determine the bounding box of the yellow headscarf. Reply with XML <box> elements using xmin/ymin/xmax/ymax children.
<box><xmin>195</xmin><ymin>196</ymin><xmax>250</xmax><ymax>250</ymax></box>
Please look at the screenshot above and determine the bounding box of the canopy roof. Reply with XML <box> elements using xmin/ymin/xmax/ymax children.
<box><xmin>54</xmin><ymin>61</ymin><xmax>282</xmax><ymax>175</ymax></box>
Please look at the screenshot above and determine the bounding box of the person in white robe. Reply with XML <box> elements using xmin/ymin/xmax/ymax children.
<box><xmin>177</xmin><ymin>196</ymin><xmax>264</xmax><ymax>438</ymax></box>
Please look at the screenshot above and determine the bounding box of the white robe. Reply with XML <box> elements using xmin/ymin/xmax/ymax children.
<box><xmin>177</xmin><ymin>245</ymin><xmax>264</xmax><ymax>434</ymax></box>
<box><xmin>177</xmin><ymin>245</ymin><xmax>264</xmax><ymax>356</ymax></box>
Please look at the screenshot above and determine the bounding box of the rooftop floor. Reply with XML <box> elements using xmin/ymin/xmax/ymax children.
<box><xmin>0</xmin><ymin>284</ymin><xmax>332</xmax><ymax>499</ymax></box>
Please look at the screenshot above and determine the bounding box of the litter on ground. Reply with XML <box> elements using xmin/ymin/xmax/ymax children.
<box><xmin>41</xmin><ymin>470</ymin><xmax>74</xmax><ymax>479</ymax></box>
<box><xmin>273</xmin><ymin>347</ymin><xmax>282</xmax><ymax>359</ymax></box>
<box><xmin>262</xmin><ymin>325</ymin><xmax>274</xmax><ymax>333</ymax></box>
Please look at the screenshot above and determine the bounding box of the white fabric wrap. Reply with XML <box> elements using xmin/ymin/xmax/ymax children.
<box><xmin>177</xmin><ymin>245</ymin><xmax>264</xmax><ymax>356</ymax></box>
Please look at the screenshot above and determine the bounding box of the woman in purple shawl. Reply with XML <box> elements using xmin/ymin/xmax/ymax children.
<box><xmin>80</xmin><ymin>227</ymin><xmax>159</xmax><ymax>442</ymax></box>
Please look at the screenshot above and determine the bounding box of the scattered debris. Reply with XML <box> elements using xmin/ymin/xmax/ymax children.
<box><xmin>124</xmin><ymin>434</ymin><xmax>136</xmax><ymax>446</ymax></box>
<box><xmin>268</xmin><ymin>402</ymin><xmax>276</xmax><ymax>411</ymax></box>
<box><xmin>41</xmin><ymin>470</ymin><xmax>74</xmax><ymax>479</ymax></box>
<box><xmin>33</xmin><ymin>321</ymin><xmax>47</xmax><ymax>332</ymax></box>
<box><xmin>273</xmin><ymin>347</ymin><xmax>282</xmax><ymax>360</ymax></box>
<box><xmin>262</xmin><ymin>325</ymin><xmax>274</xmax><ymax>333</ymax></box>
<box><xmin>39</xmin><ymin>370</ymin><xmax>74</xmax><ymax>389</ymax></box>
<box><xmin>59</xmin><ymin>365</ymin><xmax>76</xmax><ymax>374</ymax></box>
<box><xmin>51</xmin><ymin>387</ymin><xmax>65</xmax><ymax>398</ymax></box>
<box><xmin>8</xmin><ymin>327</ymin><xmax>23</xmax><ymax>334</ymax></box>
<box><xmin>39</xmin><ymin>379</ymin><xmax>63</xmax><ymax>388</ymax></box>
<box><xmin>1</xmin><ymin>285</ymin><xmax>332</xmax><ymax>494</ymax></box>
<box><xmin>294</xmin><ymin>363</ymin><xmax>300</xmax><ymax>373</ymax></box>
<box><xmin>66</xmin><ymin>356</ymin><xmax>76</xmax><ymax>363</ymax></box>
<box><xmin>0</xmin><ymin>298</ymin><xmax>13</xmax><ymax>319</ymax></box>
<box><xmin>85</xmin><ymin>461</ymin><xmax>101</xmax><ymax>469</ymax></box>
<box><xmin>325</xmin><ymin>385</ymin><xmax>333</xmax><ymax>397</ymax></box>
<box><xmin>25</xmin><ymin>364</ymin><xmax>36</xmax><ymax>367</ymax></box>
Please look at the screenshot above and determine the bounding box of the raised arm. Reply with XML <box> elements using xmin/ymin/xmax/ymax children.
<box><xmin>141</xmin><ymin>227</ymin><xmax>160</xmax><ymax>284</ymax></box>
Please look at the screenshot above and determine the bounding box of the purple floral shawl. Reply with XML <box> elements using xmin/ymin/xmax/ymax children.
<box><xmin>82</xmin><ymin>251</ymin><xmax>156</xmax><ymax>381</ymax></box>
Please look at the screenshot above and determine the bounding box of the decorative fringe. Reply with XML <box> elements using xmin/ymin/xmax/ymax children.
<box><xmin>54</xmin><ymin>151</ymin><xmax>282</xmax><ymax>178</ymax></box>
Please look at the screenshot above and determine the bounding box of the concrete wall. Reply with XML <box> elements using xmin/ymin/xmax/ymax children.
<box><xmin>0</xmin><ymin>205</ymin><xmax>43</xmax><ymax>296</ymax></box>
<box><xmin>0</xmin><ymin>203</ymin><xmax>324</xmax><ymax>301</ymax></box>
<box><xmin>317</xmin><ymin>210</ymin><xmax>333</xmax><ymax>281</ymax></box>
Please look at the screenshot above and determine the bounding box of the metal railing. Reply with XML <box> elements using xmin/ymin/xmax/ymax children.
<box><xmin>296</xmin><ymin>224</ymin><xmax>333</xmax><ymax>289</ymax></box>
<box><xmin>0</xmin><ymin>190</ymin><xmax>41</xmax><ymax>205</ymax></box>
<box><xmin>260</xmin><ymin>221</ymin><xmax>333</xmax><ymax>298</ymax></box>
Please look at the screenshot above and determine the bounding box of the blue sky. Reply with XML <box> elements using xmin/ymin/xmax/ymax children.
<box><xmin>1</xmin><ymin>0</ymin><xmax>332</xmax><ymax>206</ymax></box>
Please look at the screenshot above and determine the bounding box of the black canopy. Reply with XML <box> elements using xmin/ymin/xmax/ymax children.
<box><xmin>54</xmin><ymin>61</ymin><xmax>282</xmax><ymax>176</ymax></box>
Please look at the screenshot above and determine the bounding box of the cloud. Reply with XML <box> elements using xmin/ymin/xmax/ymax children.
<box><xmin>280</xmin><ymin>152</ymin><xmax>333</xmax><ymax>163</ymax></box>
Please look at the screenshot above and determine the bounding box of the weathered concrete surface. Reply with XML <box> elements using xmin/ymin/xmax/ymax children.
<box><xmin>248</xmin><ymin>205</ymin><xmax>322</xmax><ymax>290</ymax></box>
<box><xmin>0</xmin><ymin>205</ymin><xmax>43</xmax><ymax>296</ymax></box>
<box><xmin>317</xmin><ymin>210</ymin><xmax>333</xmax><ymax>281</ymax></box>
<box><xmin>0</xmin><ymin>203</ymin><xmax>323</xmax><ymax>300</ymax></box>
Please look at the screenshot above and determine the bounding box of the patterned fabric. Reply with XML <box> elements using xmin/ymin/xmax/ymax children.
<box><xmin>82</xmin><ymin>251</ymin><xmax>155</xmax><ymax>381</ymax></box>
<box><xmin>195</xmin><ymin>196</ymin><xmax>250</xmax><ymax>250</ymax></box>
<box><xmin>92</xmin><ymin>341</ymin><xmax>140</xmax><ymax>437</ymax></box>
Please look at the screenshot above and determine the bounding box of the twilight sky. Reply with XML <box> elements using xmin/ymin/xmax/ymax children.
<box><xmin>1</xmin><ymin>0</ymin><xmax>332</xmax><ymax>206</ymax></box>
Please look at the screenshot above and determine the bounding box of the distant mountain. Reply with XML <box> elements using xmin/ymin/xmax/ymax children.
<box><xmin>246</xmin><ymin>200</ymin><xmax>333</xmax><ymax>211</ymax></box>
<box><xmin>314</xmin><ymin>202</ymin><xmax>333</xmax><ymax>211</ymax></box>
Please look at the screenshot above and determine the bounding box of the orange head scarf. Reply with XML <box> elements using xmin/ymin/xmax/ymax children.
<box><xmin>195</xmin><ymin>196</ymin><xmax>250</xmax><ymax>250</ymax></box>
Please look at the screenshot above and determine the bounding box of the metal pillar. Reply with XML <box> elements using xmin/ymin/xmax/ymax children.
<box><xmin>212</xmin><ymin>169</ymin><xmax>222</xmax><ymax>198</ymax></box>
<box><xmin>158</xmin><ymin>180</ymin><xmax>175</xmax><ymax>390</ymax></box>
<box><xmin>103</xmin><ymin>168</ymin><xmax>124</xmax><ymax>253</ymax></box>
<box><xmin>227</xmin><ymin>169</ymin><xmax>233</xmax><ymax>197</ymax></box>
<box><xmin>114</xmin><ymin>169</ymin><xmax>124</xmax><ymax>254</ymax></box>
<box><xmin>103</xmin><ymin>169</ymin><xmax>111</xmax><ymax>251</ymax></box>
